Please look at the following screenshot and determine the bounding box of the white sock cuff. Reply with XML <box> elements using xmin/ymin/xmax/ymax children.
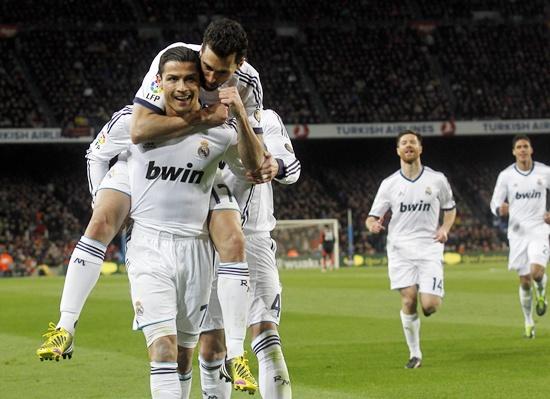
<box><xmin>150</xmin><ymin>362</ymin><xmax>177</xmax><ymax>375</ymax></box>
<box><xmin>74</xmin><ymin>236</ymin><xmax>107</xmax><ymax>263</ymax></box>
<box><xmin>218</xmin><ymin>262</ymin><xmax>249</xmax><ymax>279</ymax></box>
<box><xmin>177</xmin><ymin>370</ymin><xmax>192</xmax><ymax>381</ymax></box>
<box><xmin>198</xmin><ymin>356</ymin><xmax>224</xmax><ymax>370</ymax></box>
<box><xmin>252</xmin><ymin>329</ymin><xmax>281</xmax><ymax>356</ymax></box>
<box><xmin>400</xmin><ymin>311</ymin><xmax>418</xmax><ymax>322</ymax></box>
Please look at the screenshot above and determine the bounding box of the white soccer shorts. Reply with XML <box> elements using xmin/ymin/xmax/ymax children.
<box><xmin>97</xmin><ymin>160</ymin><xmax>131</xmax><ymax>196</ymax></box>
<box><xmin>388</xmin><ymin>254</ymin><xmax>445</xmax><ymax>297</ymax></box>
<box><xmin>126</xmin><ymin>224</ymin><xmax>214</xmax><ymax>347</ymax></box>
<box><xmin>202</xmin><ymin>234</ymin><xmax>282</xmax><ymax>332</ymax></box>
<box><xmin>508</xmin><ymin>237</ymin><xmax>549</xmax><ymax>276</ymax></box>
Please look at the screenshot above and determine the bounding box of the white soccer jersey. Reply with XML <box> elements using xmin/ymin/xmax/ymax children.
<box><xmin>133</xmin><ymin>42</ymin><xmax>263</xmax><ymax>133</ymax></box>
<box><xmin>127</xmin><ymin>120</ymin><xmax>243</xmax><ymax>236</ymax></box>
<box><xmin>369</xmin><ymin>166</ymin><xmax>455</xmax><ymax>258</ymax></box>
<box><xmin>490</xmin><ymin>162</ymin><xmax>550</xmax><ymax>239</ymax></box>
<box><xmin>222</xmin><ymin>109</ymin><xmax>301</xmax><ymax>235</ymax></box>
<box><xmin>85</xmin><ymin>105</ymin><xmax>132</xmax><ymax>196</ymax></box>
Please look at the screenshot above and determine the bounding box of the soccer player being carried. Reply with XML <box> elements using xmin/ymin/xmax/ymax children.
<box><xmin>366</xmin><ymin>130</ymin><xmax>456</xmax><ymax>369</ymax></box>
<box><xmin>37</xmin><ymin>18</ymin><xmax>272</xmax><ymax>393</ymax></box>
<box><xmin>490</xmin><ymin>135</ymin><xmax>549</xmax><ymax>339</ymax></box>
<box><xmin>128</xmin><ymin>46</ymin><xmax>263</xmax><ymax>398</ymax></box>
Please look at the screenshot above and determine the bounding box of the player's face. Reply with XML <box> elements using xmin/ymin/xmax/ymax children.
<box><xmin>158</xmin><ymin>61</ymin><xmax>201</xmax><ymax>116</ymax></box>
<box><xmin>396</xmin><ymin>134</ymin><xmax>422</xmax><ymax>163</ymax></box>
<box><xmin>200</xmin><ymin>45</ymin><xmax>241</xmax><ymax>91</ymax></box>
<box><xmin>512</xmin><ymin>139</ymin><xmax>533</xmax><ymax>163</ymax></box>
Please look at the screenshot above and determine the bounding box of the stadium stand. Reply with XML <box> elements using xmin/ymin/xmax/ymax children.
<box><xmin>1</xmin><ymin>1</ymin><xmax>548</xmax><ymax>273</ymax></box>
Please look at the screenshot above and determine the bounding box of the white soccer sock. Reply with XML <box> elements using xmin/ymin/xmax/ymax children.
<box><xmin>177</xmin><ymin>370</ymin><xmax>192</xmax><ymax>399</ymax></box>
<box><xmin>217</xmin><ymin>261</ymin><xmax>250</xmax><ymax>359</ymax></box>
<box><xmin>535</xmin><ymin>274</ymin><xmax>547</xmax><ymax>298</ymax></box>
<box><xmin>400</xmin><ymin>311</ymin><xmax>422</xmax><ymax>359</ymax></box>
<box><xmin>519</xmin><ymin>286</ymin><xmax>534</xmax><ymax>325</ymax></box>
<box><xmin>58</xmin><ymin>236</ymin><xmax>106</xmax><ymax>334</ymax></box>
<box><xmin>150</xmin><ymin>362</ymin><xmax>181</xmax><ymax>399</ymax></box>
<box><xmin>252</xmin><ymin>330</ymin><xmax>292</xmax><ymax>399</ymax></box>
<box><xmin>198</xmin><ymin>356</ymin><xmax>231</xmax><ymax>399</ymax></box>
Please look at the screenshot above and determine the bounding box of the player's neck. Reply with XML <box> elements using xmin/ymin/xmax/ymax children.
<box><xmin>166</xmin><ymin>104</ymin><xmax>201</xmax><ymax>118</ymax></box>
<box><xmin>401</xmin><ymin>160</ymin><xmax>422</xmax><ymax>180</ymax></box>
<box><xmin>516</xmin><ymin>159</ymin><xmax>533</xmax><ymax>171</ymax></box>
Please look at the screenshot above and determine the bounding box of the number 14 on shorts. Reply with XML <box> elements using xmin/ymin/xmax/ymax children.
<box><xmin>432</xmin><ymin>277</ymin><xmax>443</xmax><ymax>291</ymax></box>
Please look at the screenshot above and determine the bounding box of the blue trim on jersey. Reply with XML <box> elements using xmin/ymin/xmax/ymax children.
<box><xmin>235</xmin><ymin>70</ymin><xmax>262</xmax><ymax>106</ymax></box>
<box><xmin>133</xmin><ymin>97</ymin><xmax>164</xmax><ymax>115</ymax></box>
<box><xmin>253</xmin><ymin>127</ymin><xmax>264</xmax><ymax>134</ymax></box>
<box><xmin>241</xmin><ymin>185</ymin><xmax>256</xmax><ymax>228</ymax></box>
<box><xmin>513</xmin><ymin>164</ymin><xmax>534</xmax><ymax>176</ymax></box>
<box><xmin>400</xmin><ymin>166</ymin><xmax>425</xmax><ymax>182</ymax></box>
<box><xmin>441</xmin><ymin>205</ymin><xmax>456</xmax><ymax>211</ymax></box>
<box><xmin>273</xmin><ymin>111</ymin><xmax>289</xmax><ymax>138</ymax></box>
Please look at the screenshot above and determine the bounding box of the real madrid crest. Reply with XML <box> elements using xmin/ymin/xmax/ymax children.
<box><xmin>254</xmin><ymin>109</ymin><xmax>262</xmax><ymax>123</ymax></box>
<box><xmin>198</xmin><ymin>140</ymin><xmax>210</xmax><ymax>159</ymax></box>
<box><xmin>425</xmin><ymin>186</ymin><xmax>432</xmax><ymax>195</ymax></box>
<box><xmin>285</xmin><ymin>143</ymin><xmax>294</xmax><ymax>154</ymax></box>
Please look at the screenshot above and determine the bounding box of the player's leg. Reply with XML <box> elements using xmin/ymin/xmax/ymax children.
<box><xmin>390</xmin><ymin>258</ymin><xmax>422</xmax><ymax>368</ymax></box>
<box><xmin>510</xmin><ymin>239</ymin><xmax>535</xmax><ymax>337</ymax></box>
<box><xmin>128</xmin><ymin>227</ymin><xmax>181</xmax><ymax>398</ymax></box>
<box><xmin>198</xmin><ymin>330</ymin><xmax>232</xmax><ymax>399</ymax></box>
<box><xmin>175</xmin><ymin>235</ymin><xmax>217</xmax><ymax>398</ymax></box>
<box><xmin>399</xmin><ymin>285</ymin><xmax>422</xmax><ymax>368</ymax></box>
<box><xmin>37</xmin><ymin>163</ymin><xmax>130</xmax><ymax>361</ymax></box>
<box><xmin>527</xmin><ymin>239</ymin><xmax>549</xmax><ymax>317</ymax></box>
<box><xmin>248</xmin><ymin>236</ymin><xmax>291</xmax><ymax>398</ymax></box>
<box><xmin>418</xmin><ymin>259</ymin><xmax>445</xmax><ymax>317</ymax></box>
<box><xmin>197</xmin><ymin>276</ymin><xmax>232</xmax><ymax>399</ymax></box>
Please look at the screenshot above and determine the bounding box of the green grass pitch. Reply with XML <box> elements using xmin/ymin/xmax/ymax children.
<box><xmin>1</xmin><ymin>263</ymin><xmax>550</xmax><ymax>398</ymax></box>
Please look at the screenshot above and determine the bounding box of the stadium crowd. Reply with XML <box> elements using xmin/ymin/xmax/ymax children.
<box><xmin>1</xmin><ymin>135</ymin><xmax>520</xmax><ymax>276</ymax></box>
<box><xmin>0</xmin><ymin>0</ymin><xmax>548</xmax><ymax>128</ymax></box>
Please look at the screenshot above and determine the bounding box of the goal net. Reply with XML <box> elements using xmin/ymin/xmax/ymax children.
<box><xmin>271</xmin><ymin>218</ymin><xmax>340</xmax><ymax>269</ymax></box>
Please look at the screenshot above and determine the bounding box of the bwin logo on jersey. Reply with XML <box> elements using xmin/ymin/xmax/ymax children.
<box><xmin>399</xmin><ymin>201</ymin><xmax>431</xmax><ymax>212</ymax></box>
<box><xmin>146</xmin><ymin>161</ymin><xmax>204</xmax><ymax>184</ymax></box>
<box><xmin>515</xmin><ymin>190</ymin><xmax>541</xmax><ymax>200</ymax></box>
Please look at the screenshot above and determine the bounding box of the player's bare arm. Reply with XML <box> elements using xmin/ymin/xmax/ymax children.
<box><xmin>219</xmin><ymin>86</ymin><xmax>263</xmax><ymax>171</ymax></box>
<box><xmin>130</xmin><ymin>102</ymin><xmax>227</xmax><ymax>144</ymax></box>
<box><xmin>366</xmin><ymin>216</ymin><xmax>385</xmax><ymax>234</ymax></box>
<box><xmin>246</xmin><ymin>152</ymin><xmax>278</xmax><ymax>183</ymax></box>
<box><xmin>434</xmin><ymin>208</ymin><xmax>457</xmax><ymax>243</ymax></box>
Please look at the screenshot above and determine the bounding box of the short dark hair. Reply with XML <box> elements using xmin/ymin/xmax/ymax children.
<box><xmin>396</xmin><ymin>129</ymin><xmax>423</xmax><ymax>145</ymax></box>
<box><xmin>512</xmin><ymin>134</ymin><xmax>530</xmax><ymax>148</ymax></box>
<box><xmin>202</xmin><ymin>18</ymin><xmax>248</xmax><ymax>63</ymax></box>
<box><xmin>158</xmin><ymin>46</ymin><xmax>200</xmax><ymax>76</ymax></box>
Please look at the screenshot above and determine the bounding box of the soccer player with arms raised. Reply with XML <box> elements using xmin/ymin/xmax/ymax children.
<box><xmin>490</xmin><ymin>135</ymin><xmax>549</xmax><ymax>338</ymax></box>
<box><xmin>366</xmin><ymin>130</ymin><xmax>456</xmax><ymax>369</ymax></box>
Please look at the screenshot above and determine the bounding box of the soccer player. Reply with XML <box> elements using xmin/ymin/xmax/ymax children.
<box><xmin>126</xmin><ymin>47</ymin><xmax>262</xmax><ymax>399</ymax></box>
<box><xmin>198</xmin><ymin>109</ymin><xmax>299</xmax><ymax>399</ymax></box>
<box><xmin>490</xmin><ymin>135</ymin><xmax>549</xmax><ymax>338</ymax></box>
<box><xmin>320</xmin><ymin>225</ymin><xmax>336</xmax><ymax>272</ymax></box>
<box><xmin>366</xmin><ymin>130</ymin><xmax>456</xmax><ymax>369</ymax></box>
<box><xmin>37</xmin><ymin>19</ymin><xmax>265</xmax><ymax>391</ymax></box>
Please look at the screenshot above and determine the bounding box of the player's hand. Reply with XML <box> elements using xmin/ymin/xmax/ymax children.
<box><xmin>544</xmin><ymin>212</ymin><xmax>550</xmax><ymax>224</ymax></box>
<box><xmin>218</xmin><ymin>87</ymin><xmax>246</xmax><ymax>118</ymax></box>
<box><xmin>200</xmin><ymin>103</ymin><xmax>228</xmax><ymax>127</ymax></box>
<box><xmin>434</xmin><ymin>226</ymin><xmax>448</xmax><ymax>243</ymax></box>
<box><xmin>246</xmin><ymin>153</ymin><xmax>278</xmax><ymax>183</ymax></box>
<box><xmin>368</xmin><ymin>219</ymin><xmax>385</xmax><ymax>234</ymax></box>
<box><xmin>498</xmin><ymin>202</ymin><xmax>509</xmax><ymax>217</ymax></box>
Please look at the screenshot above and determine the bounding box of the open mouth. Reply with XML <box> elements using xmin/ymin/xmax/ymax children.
<box><xmin>175</xmin><ymin>93</ymin><xmax>192</xmax><ymax>103</ymax></box>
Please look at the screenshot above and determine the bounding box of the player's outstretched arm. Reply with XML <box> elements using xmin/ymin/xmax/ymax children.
<box><xmin>130</xmin><ymin>103</ymin><xmax>227</xmax><ymax>144</ymax></box>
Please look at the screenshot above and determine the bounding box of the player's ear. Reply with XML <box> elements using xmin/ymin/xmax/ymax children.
<box><xmin>237</xmin><ymin>57</ymin><xmax>245</xmax><ymax>69</ymax></box>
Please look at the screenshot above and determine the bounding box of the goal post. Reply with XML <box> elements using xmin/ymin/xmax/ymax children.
<box><xmin>271</xmin><ymin>218</ymin><xmax>340</xmax><ymax>269</ymax></box>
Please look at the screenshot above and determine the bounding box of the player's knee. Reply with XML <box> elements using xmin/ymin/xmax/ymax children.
<box><xmin>422</xmin><ymin>305</ymin><xmax>438</xmax><ymax>317</ymax></box>
<box><xmin>149</xmin><ymin>336</ymin><xmax>177</xmax><ymax>362</ymax></box>
<box><xmin>177</xmin><ymin>346</ymin><xmax>194</xmax><ymax>373</ymax></box>
<box><xmin>199</xmin><ymin>330</ymin><xmax>226</xmax><ymax>361</ymax></box>
<box><xmin>532</xmin><ymin>268</ymin><xmax>545</xmax><ymax>282</ymax></box>
<box><xmin>86</xmin><ymin>212</ymin><xmax>115</xmax><ymax>243</ymax></box>
<box><xmin>401</xmin><ymin>297</ymin><xmax>417</xmax><ymax>313</ymax></box>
